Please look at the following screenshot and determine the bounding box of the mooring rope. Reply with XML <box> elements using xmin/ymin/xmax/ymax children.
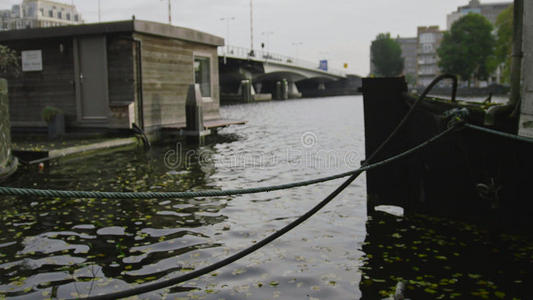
<box><xmin>0</xmin><ymin>170</ymin><xmax>358</xmax><ymax>199</ymax></box>
<box><xmin>465</xmin><ymin>123</ymin><xmax>533</xmax><ymax>143</ymax></box>
<box><xmin>0</xmin><ymin>75</ymin><xmax>458</xmax><ymax>201</ymax></box>
<box><xmin>73</xmin><ymin>124</ymin><xmax>459</xmax><ymax>300</ymax></box>
<box><xmin>63</xmin><ymin>74</ymin><xmax>461</xmax><ymax>300</ymax></box>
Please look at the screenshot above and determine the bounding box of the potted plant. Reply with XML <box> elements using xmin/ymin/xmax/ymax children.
<box><xmin>0</xmin><ymin>45</ymin><xmax>20</xmax><ymax>76</ymax></box>
<box><xmin>42</xmin><ymin>106</ymin><xmax>65</xmax><ymax>138</ymax></box>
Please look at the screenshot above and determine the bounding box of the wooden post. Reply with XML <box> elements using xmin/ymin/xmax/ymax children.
<box><xmin>183</xmin><ymin>84</ymin><xmax>210</xmax><ymax>144</ymax></box>
<box><xmin>518</xmin><ymin>0</ymin><xmax>533</xmax><ymax>137</ymax></box>
<box><xmin>510</xmin><ymin>0</ymin><xmax>523</xmax><ymax>107</ymax></box>
<box><xmin>362</xmin><ymin>78</ymin><xmax>410</xmax><ymax>215</ymax></box>
<box><xmin>0</xmin><ymin>79</ymin><xmax>18</xmax><ymax>181</ymax></box>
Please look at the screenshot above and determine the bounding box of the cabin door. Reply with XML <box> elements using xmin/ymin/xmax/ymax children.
<box><xmin>74</xmin><ymin>36</ymin><xmax>109</xmax><ymax>124</ymax></box>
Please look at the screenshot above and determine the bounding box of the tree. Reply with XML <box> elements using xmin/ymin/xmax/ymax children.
<box><xmin>0</xmin><ymin>45</ymin><xmax>19</xmax><ymax>77</ymax></box>
<box><xmin>437</xmin><ymin>14</ymin><xmax>495</xmax><ymax>86</ymax></box>
<box><xmin>494</xmin><ymin>4</ymin><xmax>513</xmax><ymax>84</ymax></box>
<box><xmin>371</xmin><ymin>33</ymin><xmax>404</xmax><ymax>77</ymax></box>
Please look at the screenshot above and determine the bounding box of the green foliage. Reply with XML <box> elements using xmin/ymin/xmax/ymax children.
<box><xmin>495</xmin><ymin>4</ymin><xmax>513</xmax><ymax>84</ymax></box>
<box><xmin>405</xmin><ymin>73</ymin><xmax>417</xmax><ymax>87</ymax></box>
<box><xmin>371</xmin><ymin>33</ymin><xmax>404</xmax><ymax>77</ymax></box>
<box><xmin>0</xmin><ymin>45</ymin><xmax>20</xmax><ymax>76</ymax></box>
<box><xmin>42</xmin><ymin>106</ymin><xmax>64</xmax><ymax>123</ymax></box>
<box><xmin>437</xmin><ymin>14</ymin><xmax>495</xmax><ymax>85</ymax></box>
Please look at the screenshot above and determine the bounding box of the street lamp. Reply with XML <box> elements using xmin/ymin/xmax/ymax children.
<box><xmin>261</xmin><ymin>31</ymin><xmax>274</xmax><ymax>58</ymax></box>
<box><xmin>160</xmin><ymin>0</ymin><xmax>173</xmax><ymax>24</ymax></box>
<box><xmin>168</xmin><ymin>0</ymin><xmax>172</xmax><ymax>24</ymax></box>
<box><xmin>291</xmin><ymin>42</ymin><xmax>303</xmax><ymax>61</ymax></box>
<box><xmin>249</xmin><ymin>0</ymin><xmax>254</xmax><ymax>56</ymax></box>
<box><xmin>220</xmin><ymin>17</ymin><xmax>236</xmax><ymax>53</ymax></box>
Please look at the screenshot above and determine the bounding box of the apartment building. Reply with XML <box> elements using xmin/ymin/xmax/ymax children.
<box><xmin>447</xmin><ymin>0</ymin><xmax>511</xmax><ymax>30</ymax></box>
<box><xmin>396</xmin><ymin>37</ymin><xmax>417</xmax><ymax>85</ymax></box>
<box><xmin>0</xmin><ymin>0</ymin><xmax>83</xmax><ymax>31</ymax></box>
<box><xmin>416</xmin><ymin>26</ymin><xmax>443</xmax><ymax>87</ymax></box>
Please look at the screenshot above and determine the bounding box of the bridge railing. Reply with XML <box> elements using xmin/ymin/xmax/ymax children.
<box><xmin>218</xmin><ymin>45</ymin><xmax>346</xmax><ymax>77</ymax></box>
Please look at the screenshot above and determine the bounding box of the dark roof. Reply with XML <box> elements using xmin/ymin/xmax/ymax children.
<box><xmin>0</xmin><ymin>19</ymin><xmax>224</xmax><ymax>46</ymax></box>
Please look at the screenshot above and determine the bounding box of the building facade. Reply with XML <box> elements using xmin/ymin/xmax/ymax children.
<box><xmin>369</xmin><ymin>1</ymin><xmax>512</xmax><ymax>88</ymax></box>
<box><xmin>447</xmin><ymin>0</ymin><xmax>512</xmax><ymax>84</ymax></box>
<box><xmin>370</xmin><ymin>32</ymin><xmax>438</xmax><ymax>88</ymax></box>
<box><xmin>0</xmin><ymin>0</ymin><xmax>83</xmax><ymax>31</ymax></box>
<box><xmin>447</xmin><ymin>0</ymin><xmax>511</xmax><ymax>30</ymax></box>
<box><xmin>416</xmin><ymin>26</ymin><xmax>443</xmax><ymax>87</ymax></box>
<box><xmin>368</xmin><ymin>36</ymin><xmax>416</xmax><ymax>80</ymax></box>
<box><xmin>396</xmin><ymin>37</ymin><xmax>417</xmax><ymax>85</ymax></box>
<box><xmin>0</xmin><ymin>20</ymin><xmax>224</xmax><ymax>133</ymax></box>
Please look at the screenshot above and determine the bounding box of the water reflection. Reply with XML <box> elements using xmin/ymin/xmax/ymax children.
<box><xmin>1</xmin><ymin>96</ymin><xmax>368</xmax><ymax>299</ymax></box>
<box><xmin>4</xmin><ymin>96</ymin><xmax>530</xmax><ymax>299</ymax></box>
<box><xmin>0</xmin><ymin>135</ymin><xmax>233</xmax><ymax>298</ymax></box>
<box><xmin>360</xmin><ymin>210</ymin><xmax>533</xmax><ymax>299</ymax></box>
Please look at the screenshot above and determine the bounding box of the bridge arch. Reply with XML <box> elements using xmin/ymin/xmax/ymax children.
<box><xmin>219</xmin><ymin>72</ymin><xmax>249</xmax><ymax>94</ymax></box>
<box><xmin>254</xmin><ymin>71</ymin><xmax>308</xmax><ymax>100</ymax></box>
<box><xmin>295</xmin><ymin>77</ymin><xmax>336</xmax><ymax>98</ymax></box>
<box><xmin>218</xmin><ymin>47</ymin><xmax>358</xmax><ymax>103</ymax></box>
<box><xmin>253</xmin><ymin>71</ymin><xmax>307</xmax><ymax>82</ymax></box>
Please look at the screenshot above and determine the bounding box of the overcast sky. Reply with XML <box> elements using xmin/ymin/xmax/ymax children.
<box><xmin>1</xmin><ymin>0</ymin><xmax>510</xmax><ymax>75</ymax></box>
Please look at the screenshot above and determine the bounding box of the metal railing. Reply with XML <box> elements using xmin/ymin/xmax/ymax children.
<box><xmin>218</xmin><ymin>45</ymin><xmax>346</xmax><ymax>77</ymax></box>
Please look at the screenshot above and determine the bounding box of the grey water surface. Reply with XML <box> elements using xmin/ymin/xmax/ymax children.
<box><xmin>1</xmin><ymin>96</ymin><xmax>532</xmax><ymax>299</ymax></box>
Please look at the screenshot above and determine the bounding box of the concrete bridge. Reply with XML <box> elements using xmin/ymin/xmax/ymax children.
<box><xmin>218</xmin><ymin>46</ymin><xmax>361</xmax><ymax>102</ymax></box>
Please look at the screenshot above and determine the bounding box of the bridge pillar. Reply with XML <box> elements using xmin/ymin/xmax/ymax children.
<box><xmin>274</xmin><ymin>79</ymin><xmax>289</xmax><ymax>100</ymax></box>
<box><xmin>288</xmin><ymin>81</ymin><xmax>302</xmax><ymax>99</ymax></box>
<box><xmin>240</xmin><ymin>79</ymin><xmax>253</xmax><ymax>102</ymax></box>
<box><xmin>254</xmin><ymin>82</ymin><xmax>262</xmax><ymax>94</ymax></box>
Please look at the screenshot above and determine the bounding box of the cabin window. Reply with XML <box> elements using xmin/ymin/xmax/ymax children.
<box><xmin>194</xmin><ymin>56</ymin><xmax>211</xmax><ymax>98</ymax></box>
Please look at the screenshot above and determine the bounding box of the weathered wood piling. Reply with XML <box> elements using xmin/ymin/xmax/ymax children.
<box><xmin>362</xmin><ymin>77</ymin><xmax>533</xmax><ymax>227</ymax></box>
<box><xmin>0</xmin><ymin>79</ymin><xmax>18</xmax><ymax>180</ymax></box>
<box><xmin>182</xmin><ymin>84</ymin><xmax>210</xmax><ymax>144</ymax></box>
<box><xmin>519</xmin><ymin>0</ymin><xmax>533</xmax><ymax>137</ymax></box>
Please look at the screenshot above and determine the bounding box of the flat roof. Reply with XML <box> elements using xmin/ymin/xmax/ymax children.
<box><xmin>457</xmin><ymin>1</ymin><xmax>512</xmax><ymax>10</ymax></box>
<box><xmin>0</xmin><ymin>19</ymin><xmax>224</xmax><ymax>47</ymax></box>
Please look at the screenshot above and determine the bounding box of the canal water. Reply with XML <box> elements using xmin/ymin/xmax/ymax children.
<box><xmin>1</xmin><ymin>96</ymin><xmax>532</xmax><ymax>299</ymax></box>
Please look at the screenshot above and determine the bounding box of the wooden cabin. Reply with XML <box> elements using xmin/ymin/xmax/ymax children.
<box><xmin>0</xmin><ymin>19</ymin><xmax>224</xmax><ymax>134</ymax></box>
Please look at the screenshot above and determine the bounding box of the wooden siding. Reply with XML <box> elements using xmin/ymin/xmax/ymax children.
<box><xmin>1</xmin><ymin>29</ymin><xmax>220</xmax><ymax>131</ymax></box>
<box><xmin>2</xmin><ymin>38</ymin><xmax>76</xmax><ymax>126</ymax></box>
<box><xmin>134</xmin><ymin>33</ymin><xmax>220</xmax><ymax>131</ymax></box>
<box><xmin>2</xmin><ymin>35</ymin><xmax>136</xmax><ymax>128</ymax></box>
<box><xmin>107</xmin><ymin>35</ymin><xmax>134</xmax><ymax>105</ymax></box>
